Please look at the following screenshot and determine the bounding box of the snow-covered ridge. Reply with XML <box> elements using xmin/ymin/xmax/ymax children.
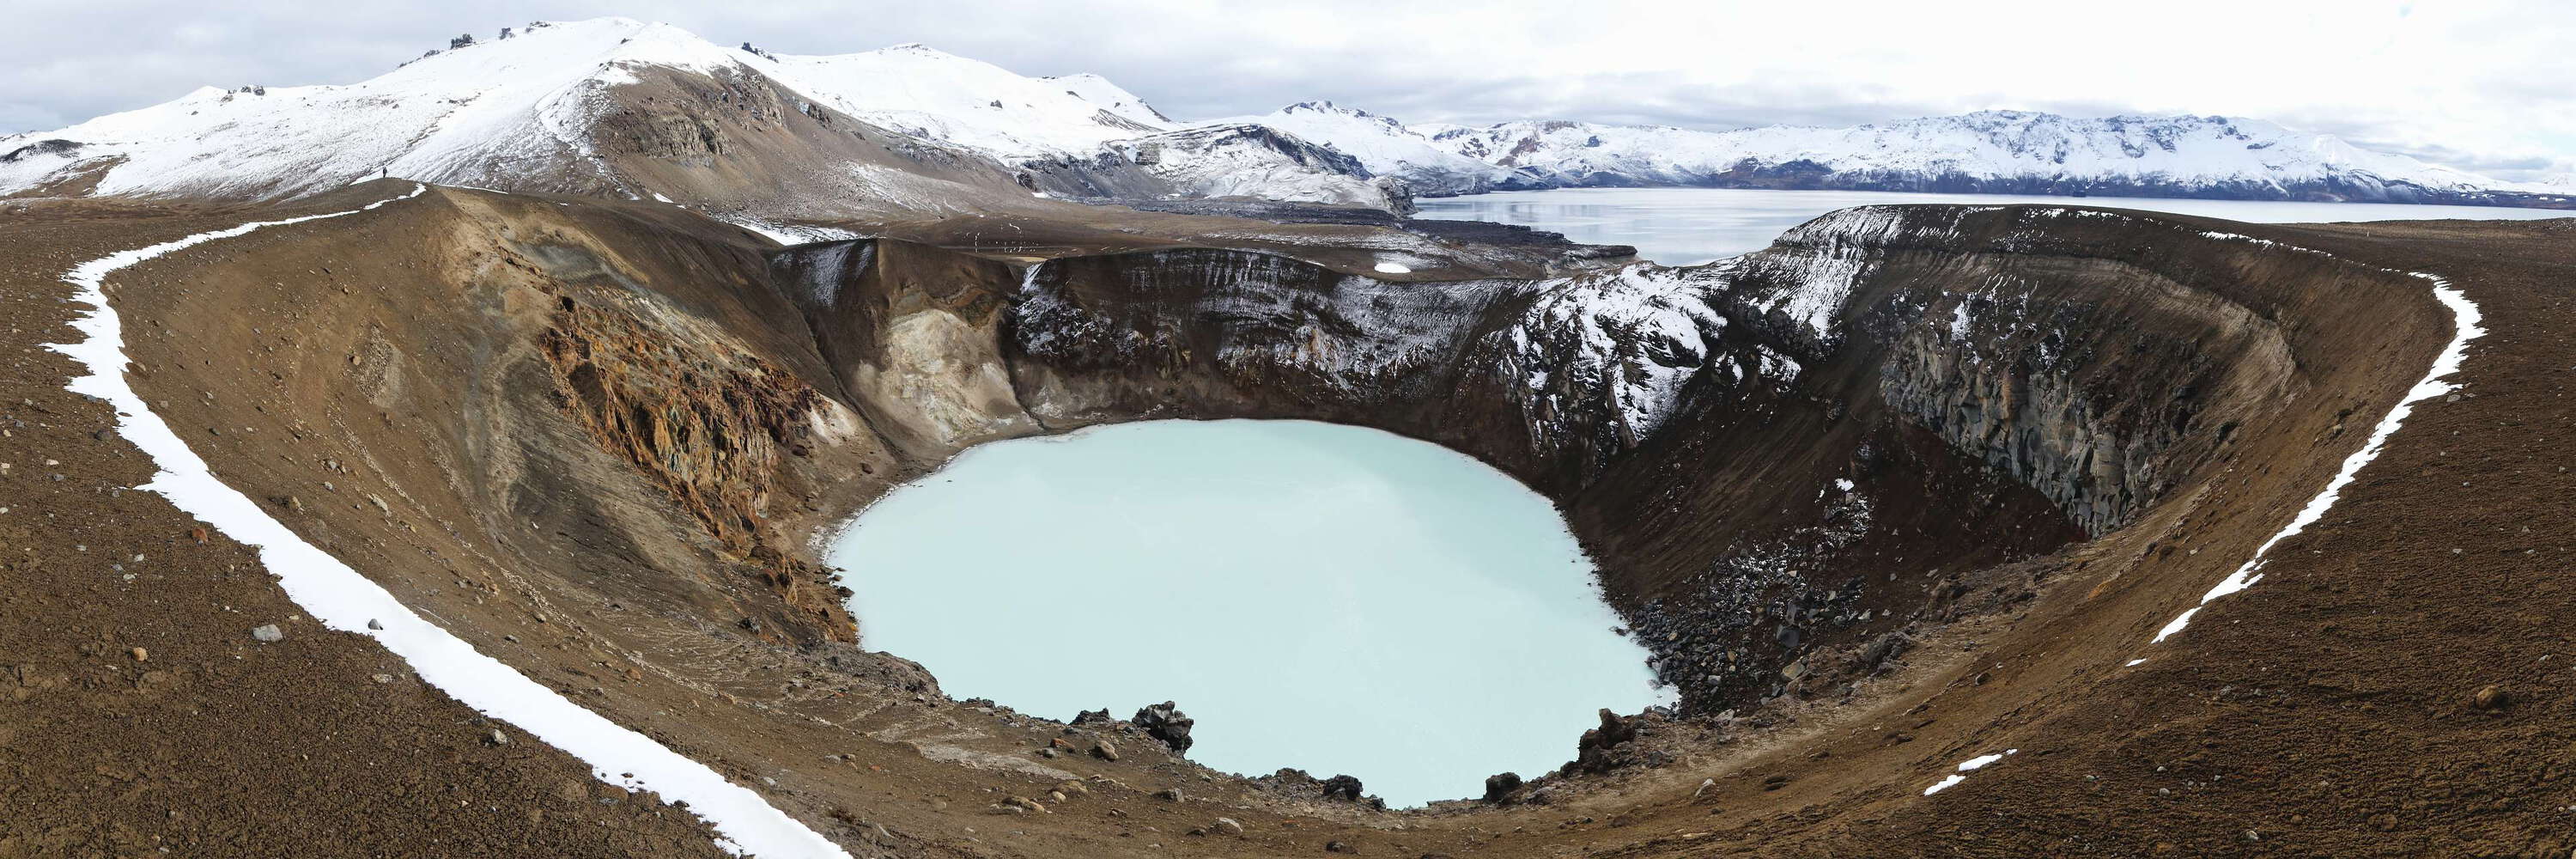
<box><xmin>1196</xmin><ymin>101</ymin><xmax>1511</xmax><ymax>194</ymax></box>
<box><xmin>0</xmin><ymin>18</ymin><xmax>732</xmax><ymax>199</ymax></box>
<box><xmin>1405</xmin><ymin>110</ymin><xmax>2550</xmax><ymax>204</ymax></box>
<box><xmin>0</xmin><ymin>17</ymin><xmax>1407</xmax><ymax>211</ymax></box>
<box><xmin>2510</xmin><ymin>173</ymin><xmax>2576</xmax><ymax>195</ymax></box>
<box><xmin>6</xmin><ymin>18</ymin><xmax>2557</xmax><ymax>213</ymax></box>
<box><xmin>0</xmin><ymin>18</ymin><xmax>1220</xmax><ymax>201</ymax></box>
<box><xmin>1200</xmin><ymin>101</ymin><xmax>2557</xmax><ymax>205</ymax></box>
<box><xmin>52</xmin><ymin>184</ymin><xmax>851</xmax><ymax>858</ymax></box>
<box><xmin>1033</xmin><ymin>122</ymin><xmax>1406</xmax><ymax>210</ymax></box>
<box><xmin>744</xmin><ymin>42</ymin><xmax>1176</xmax><ymax>155</ymax></box>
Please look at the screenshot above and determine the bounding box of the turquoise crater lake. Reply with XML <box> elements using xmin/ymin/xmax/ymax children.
<box><xmin>826</xmin><ymin>419</ymin><xmax>1668</xmax><ymax>807</ymax></box>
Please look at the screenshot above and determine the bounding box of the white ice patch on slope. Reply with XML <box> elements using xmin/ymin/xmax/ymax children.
<box><xmin>52</xmin><ymin>185</ymin><xmax>849</xmax><ymax>859</ymax></box>
<box><xmin>1922</xmin><ymin>748</ymin><xmax>2017</xmax><ymax>795</ymax></box>
<box><xmin>2129</xmin><ymin>237</ymin><xmax>2481</xmax><ymax>662</ymax></box>
<box><xmin>714</xmin><ymin>214</ymin><xmax>863</xmax><ymax>246</ymax></box>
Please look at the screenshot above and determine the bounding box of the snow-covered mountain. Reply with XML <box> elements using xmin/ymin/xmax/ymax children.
<box><xmin>1199</xmin><ymin>101</ymin><xmax>1511</xmax><ymax>195</ymax></box>
<box><xmin>0</xmin><ymin>18</ymin><xmax>1401</xmax><ymax>212</ymax></box>
<box><xmin>1413</xmin><ymin>111</ymin><xmax>2529</xmax><ymax>203</ymax></box>
<box><xmin>1015</xmin><ymin>122</ymin><xmax>1411</xmax><ymax>210</ymax></box>
<box><xmin>0</xmin><ymin>19</ymin><xmax>747</xmax><ymax>200</ymax></box>
<box><xmin>750</xmin><ymin>42</ymin><xmax>1170</xmax><ymax>155</ymax></box>
<box><xmin>3</xmin><ymin>18</ymin><xmax>2561</xmax><ymax>215</ymax></box>
<box><xmin>2512</xmin><ymin>173</ymin><xmax>2576</xmax><ymax>196</ymax></box>
<box><xmin>1339</xmin><ymin>110</ymin><xmax>2551</xmax><ymax>206</ymax></box>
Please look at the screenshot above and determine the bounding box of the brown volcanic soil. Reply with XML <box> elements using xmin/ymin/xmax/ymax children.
<box><xmin>0</xmin><ymin>192</ymin><xmax>730</xmax><ymax>857</ymax></box>
<box><xmin>1518</xmin><ymin>216</ymin><xmax>2576</xmax><ymax>859</ymax></box>
<box><xmin>3</xmin><ymin>181</ymin><xmax>2573</xmax><ymax>859</ymax></box>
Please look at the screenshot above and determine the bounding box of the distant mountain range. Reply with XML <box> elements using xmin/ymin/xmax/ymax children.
<box><xmin>1252</xmin><ymin>101</ymin><xmax>2576</xmax><ymax>208</ymax></box>
<box><xmin>4</xmin><ymin>17</ymin><xmax>2568</xmax><ymax>216</ymax></box>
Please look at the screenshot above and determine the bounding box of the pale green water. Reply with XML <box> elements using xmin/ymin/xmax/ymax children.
<box><xmin>827</xmin><ymin>419</ymin><xmax>1666</xmax><ymax>807</ymax></box>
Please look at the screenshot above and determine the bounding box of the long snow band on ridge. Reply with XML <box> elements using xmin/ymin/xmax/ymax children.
<box><xmin>2129</xmin><ymin>240</ymin><xmax>2481</xmax><ymax>663</ymax></box>
<box><xmin>51</xmin><ymin>184</ymin><xmax>852</xmax><ymax>859</ymax></box>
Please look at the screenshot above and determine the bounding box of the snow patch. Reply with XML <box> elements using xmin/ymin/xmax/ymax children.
<box><xmin>715</xmin><ymin>214</ymin><xmax>862</xmax><ymax>246</ymax></box>
<box><xmin>1923</xmin><ymin>748</ymin><xmax>2017</xmax><ymax>795</ymax></box>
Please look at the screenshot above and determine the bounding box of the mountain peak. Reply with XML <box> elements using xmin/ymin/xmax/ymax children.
<box><xmin>386</xmin><ymin>17</ymin><xmax>738</xmax><ymax>81</ymax></box>
<box><xmin>1282</xmin><ymin>100</ymin><xmax>1366</xmax><ymax>117</ymax></box>
<box><xmin>874</xmin><ymin>42</ymin><xmax>965</xmax><ymax>59</ymax></box>
<box><xmin>751</xmin><ymin>38</ymin><xmax>1176</xmax><ymax>153</ymax></box>
<box><xmin>1269</xmin><ymin>101</ymin><xmax>1417</xmax><ymax>136</ymax></box>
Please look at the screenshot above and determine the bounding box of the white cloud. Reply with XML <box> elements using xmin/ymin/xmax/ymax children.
<box><xmin>6</xmin><ymin>0</ymin><xmax>2570</xmax><ymax>178</ymax></box>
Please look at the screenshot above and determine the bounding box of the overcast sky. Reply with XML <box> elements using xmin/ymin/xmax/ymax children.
<box><xmin>7</xmin><ymin>0</ymin><xmax>2570</xmax><ymax>180</ymax></box>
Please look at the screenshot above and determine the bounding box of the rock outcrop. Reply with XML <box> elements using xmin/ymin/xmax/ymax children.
<box><xmin>536</xmin><ymin>293</ymin><xmax>854</xmax><ymax>638</ymax></box>
<box><xmin>1132</xmin><ymin>702</ymin><xmax>1196</xmax><ymax>754</ymax></box>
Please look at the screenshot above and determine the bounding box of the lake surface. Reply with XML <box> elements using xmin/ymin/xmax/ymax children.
<box><xmin>826</xmin><ymin>419</ymin><xmax>1666</xmax><ymax>807</ymax></box>
<box><xmin>1415</xmin><ymin>187</ymin><xmax>2573</xmax><ymax>265</ymax></box>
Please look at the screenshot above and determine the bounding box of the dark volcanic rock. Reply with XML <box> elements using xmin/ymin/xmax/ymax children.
<box><xmin>1318</xmin><ymin>774</ymin><xmax>1364</xmax><ymax>802</ymax></box>
<box><xmin>1</xmin><ymin>138</ymin><xmax>82</xmax><ymax>163</ymax></box>
<box><xmin>1133</xmin><ymin>701</ymin><xmax>1194</xmax><ymax>753</ymax></box>
<box><xmin>1858</xmin><ymin>631</ymin><xmax>1913</xmax><ymax>673</ymax></box>
<box><xmin>1483</xmin><ymin>771</ymin><xmax>1524</xmax><ymax>801</ymax></box>
<box><xmin>1572</xmin><ymin>709</ymin><xmax>1639</xmax><ymax>774</ymax></box>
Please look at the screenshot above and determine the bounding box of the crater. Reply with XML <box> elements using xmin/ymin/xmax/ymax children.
<box><xmin>92</xmin><ymin>185</ymin><xmax>2482</xmax><ymax>855</ymax></box>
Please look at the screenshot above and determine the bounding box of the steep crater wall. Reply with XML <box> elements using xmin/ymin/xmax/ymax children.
<box><xmin>772</xmin><ymin>204</ymin><xmax>2432</xmax><ymax>712</ymax></box>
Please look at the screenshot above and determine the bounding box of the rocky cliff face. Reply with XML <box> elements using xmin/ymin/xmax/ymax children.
<box><xmin>769</xmin><ymin>237</ymin><xmax>1042</xmax><ymax>463</ymax></box>
<box><xmin>536</xmin><ymin>293</ymin><xmax>856</xmax><ymax>638</ymax></box>
<box><xmin>764</xmin><ymin>204</ymin><xmax>2398</xmax><ymax>710</ymax></box>
<box><xmin>1706</xmin><ymin>206</ymin><xmax>2303</xmax><ymax>537</ymax></box>
<box><xmin>987</xmin><ymin>247</ymin><xmax>1741</xmax><ymax>494</ymax></box>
